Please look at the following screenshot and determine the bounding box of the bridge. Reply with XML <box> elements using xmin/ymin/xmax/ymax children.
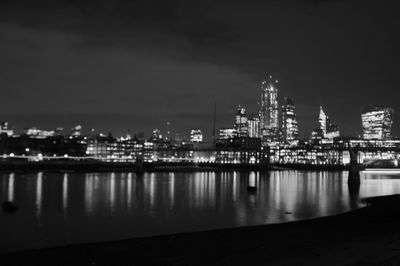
<box><xmin>364</xmin><ymin>158</ymin><xmax>399</xmax><ymax>168</ymax></box>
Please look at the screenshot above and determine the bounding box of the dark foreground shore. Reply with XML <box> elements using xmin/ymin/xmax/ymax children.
<box><xmin>3</xmin><ymin>195</ymin><xmax>400</xmax><ymax>265</ymax></box>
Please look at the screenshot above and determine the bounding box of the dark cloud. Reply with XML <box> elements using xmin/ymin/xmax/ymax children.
<box><xmin>0</xmin><ymin>0</ymin><xmax>399</xmax><ymax>139</ymax></box>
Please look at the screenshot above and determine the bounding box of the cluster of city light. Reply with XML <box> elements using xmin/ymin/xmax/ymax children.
<box><xmin>219</xmin><ymin>75</ymin><xmax>299</xmax><ymax>145</ymax></box>
<box><xmin>362</xmin><ymin>106</ymin><xmax>394</xmax><ymax>140</ymax></box>
<box><xmin>0</xmin><ymin>75</ymin><xmax>398</xmax><ymax>167</ymax></box>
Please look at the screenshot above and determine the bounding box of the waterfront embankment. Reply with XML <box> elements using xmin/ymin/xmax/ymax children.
<box><xmin>0</xmin><ymin>159</ymin><xmax>358</xmax><ymax>172</ymax></box>
<box><xmin>2</xmin><ymin>194</ymin><xmax>400</xmax><ymax>265</ymax></box>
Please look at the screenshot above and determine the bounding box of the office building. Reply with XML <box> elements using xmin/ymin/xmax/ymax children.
<box><xmin>190</xmin><ymin>129</ymin><xmax>203</xmax><ymax>143</ymax></box>
<box><xmin>219</xmin><ymin>128</ymin><xmax>236</xmax><ymax>140</ymax></box>
<box><xmin>259</xmin><ymin>76</ymin><xmax>279</xmax><ymax>141</ymax></box>
<box><xmin>313</xmin><ymin>106</ymin><xmax>340</xmax><ymax>140</ymax></box>
<box><xmin>234</xmin><ymin>106</ymin><xmax>249</xmax><ymax>137</ymax></box>
<box><xmin>281</xmin><ymin>97</ymin><xmax>299</xmax><ymax>145</ymax></box>
<box><xmin>362</xmin><ymin>106</ymin><xmax>394</xmax><ymax>140</ymax></box>
<box><xmin>248</xmin><ymin>117</ymin><xmax>260</xmax><ymax>138</ymax></box>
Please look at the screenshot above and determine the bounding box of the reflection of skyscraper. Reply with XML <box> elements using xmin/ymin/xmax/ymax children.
<box><xmin>259</xmin><ymin>76</ymin><xmax>279</xmax><ymax>140</ymax></box>
<box><xmin>234</xmin><ymin>106</ymin><xmax>248</xmax><ymax>137</ymax></box>
<box><xmin>362</xmin><ymin>106</ymin><xmax>394</xmax><ymax>140</ymax></box>
<box><xmin>281</xmin><ymin>97</ymin><xmax>299</xmax><ymax>144</ymax></box>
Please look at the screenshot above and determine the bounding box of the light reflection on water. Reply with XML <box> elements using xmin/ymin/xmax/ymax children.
<box><xmin>62</xmin><ymin>173</ymin><xmax>68</xmax><ymax>218</ymax></box>
<box><xmin>35</xmin><ymin>172</ymin><xmax>42</xmax><ymax>219</ymax></box>
<box><xmin>1</xmin><ymin>170</ymin><xmax>400</xmax><ymax>252</ymax></box>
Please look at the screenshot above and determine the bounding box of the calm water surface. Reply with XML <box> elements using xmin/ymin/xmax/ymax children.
<box><xmin>1</xmin><ymin>170</ymin><xmax>400</xmax><ymax>252</ymax></box>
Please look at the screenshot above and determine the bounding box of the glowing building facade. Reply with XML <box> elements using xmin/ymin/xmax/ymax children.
<box><xmin>234</xmin><ymin>106</ymin><xmax>249</xmax><ymax>137</ymax></box>
<box><xmin>248</xmin><ymin>117</ymin><xmax>260</xmax><ymax>138</ymax></box>
<box><xmin>218</xmin><ymin>128</ymin><xmax>236</xmax><ymax>140</ymax></box>
<box><xmin>318</xmin><ymin>107</ymin><xmax>340</xmax><ymax>139</ymax></box>
<box><xmin>281</xmin><ymin>97</ymin><xmax>299</xmax><ymax>145</ymax></box>
<box><xmin>319</xmin><ymin>107</ymin><xmax>327</xmax><ymax>136</ymax></box>
<box><xmin>259</xmin><ymin>76</ymin><xmax>279</xmax><ymax>141</ymax></box>
<box><xmin>24</xmin><ymin>127</ymin><xmax>55</xmax><ymax>139</ymax></box>
<box><xmin>190</xmin><ymin>129</ymin><xmax>203</xmax><ymax>143</ymax></box>
<box><xmin>362</xmin><ymin>106</ymin><xmax>394</xmax><ymax>140</ymax></box>
<box><xmin>312</xmin><ymin>106</ymin><xmax>340</xmax><ymax>141</ymax></box>
<box><xmin>216</xmin><ymin>137</ymin><xmax>267</xmax><ymax>164</ymax></box>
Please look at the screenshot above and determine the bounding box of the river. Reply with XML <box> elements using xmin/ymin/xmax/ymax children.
<box><xmin>1</xmin><ymin>170</ymin><xmax>400</xmax><ymax>252</ymax></box>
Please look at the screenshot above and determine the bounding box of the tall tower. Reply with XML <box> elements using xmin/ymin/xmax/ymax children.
<box><xmin>234</xmin><ymin>106</ymin><xmax>249</xmax><ymax>137</ymax></box>
<box><xmin>282</xmin><ymin>97</ymin><xmax>299</xmax><ymax>145</ymax></box>
<box><xmin>165</xmin><ymin>121</ymin><xmax>171</xmax><ymax>141</ymax></box>
<box><xmin>259</xmin><ymin>75</ymin><xmax>279</xmax><ymax>139</ymax></box>
<box><xmin>248</xmin><ymin>117</ymin><xmax>260</xmax><ymax>138</ymax></box>
<box><xmin>318</xmin><ymin>106</ymin><xmax>327</xmax><ymax>136</ymax></box>
<box><xmin>314</xmin><ymin>106</ymin><xmax>339</xmax><ymax>140</ymax></box>
<box><xmin>212</xmin><ymin>101</ymin><xmax>217</xmax><ymax>143</ymax></box>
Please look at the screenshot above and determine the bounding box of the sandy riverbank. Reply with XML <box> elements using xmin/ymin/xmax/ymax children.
<box><xmin>2</xmin><ymin>194</ymin><xmax>400</xmax><ymax>265</ymax></box>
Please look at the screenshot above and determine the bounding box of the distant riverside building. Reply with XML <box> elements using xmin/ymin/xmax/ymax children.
<box><xmin>86</xmin><ymin>135</ymin><xmax>135</xmax><ymax>161</ymax></box>
<box><xmin>152</xmin><ymin>129</ymin><xmax>162</xmax><ymax>140</ymax></box>
<box><xmin>218</xmin><ymin>128</ymin><xmax>236</xmax><ymax>140</ymax></box>
<box><xmin>71</xmin><ymin>125</ymin><xmax>82</xmax><ymax>137</ymax></box>
<box><xmin>248</xmin><ymin>117</ymin><xmax>260</xmax><ymax>138</ymax></box>
<box><xmin>55</xmin><ymin>127</ymin><xmax>64</xmax><ymax>136</ymax></box>
<box><xmin>0</xmin><ymin>121</ymin><xmax>14</xmax><ymax>137</ymax></box>
<box><xmin>24</xmin><ymin>127</ymin><xmax>55</xmax><ymax>139</ymax></box>
<box><xmin>259</xmin><ymin>76</ymin><xmax>280</xmax><ymax>141</ymax></box>
<box><xmin>216</xmin><ymin>137</ymin><xmax>267</xmax><ymax>164</ymax></box>
<box><xmin>234</xmin><ymin>106</ymin><xmax>249</xmax><ymax>137</ymax></box>
<box><xmin>312</xmin><ymin>106</ymin><xmax>340</xmax><ymax>142</ymax></box>
<box><xmin>281</xmin><ymin>97</ymin><xmax>299</xmax><ymax>145</ymax></box>
<box><xmin>190</xmin><ymin>129</ymin><xmax>203</xmax><ymax>143</ymax></box>
<box><xmin>362</xmin><ymin>106</ymin><xmax>394</xmax><ymax>140</ymax></box>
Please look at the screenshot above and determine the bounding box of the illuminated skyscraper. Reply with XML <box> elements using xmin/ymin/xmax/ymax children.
<box><xmin>259</xmin><ymin>76</ymin><xmax>279</xmax><ymax>140</ymax></box>
<box><xmin>234</xmin><ymin>106</ymin><xmax>248</xmax><ymax>137</ymax></box>
<box><xmin>318</xmin><ymin>107</ymin><xmax>327</xmax><ymax>136</ymax></box>
<box><xmin>248</xmin><ymin>117</ymin><xmax>260</xmax><ymax>138</ymax></box>
<box><xmin>312</xmin><ymin>106</ymin><xmax>339</xmax><ymax>141</ymax></box>
<box><xmin>190</xmin><ymin>129</ymin><xmax>203</xmax><ymax>143</ymax></box>
<box><xmin>281</xmin><ymin>97</ymin><xmax>299</xmax><ymax>145</ymax></box>
<box><xmin>362</xmin><ymin>106</ymin><xmax>394</xmax><ymax>140</ymax></box>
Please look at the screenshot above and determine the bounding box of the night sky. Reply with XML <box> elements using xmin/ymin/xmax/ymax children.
<box><xmin>1</xmin><ymin>0</ymin><xmax>399</xmax><ymax>139</ymax></box>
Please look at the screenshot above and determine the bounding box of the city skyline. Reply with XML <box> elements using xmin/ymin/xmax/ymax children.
<box><xmin>2</xmin><ymin>1</ymin><xmax>400</xmax><ymax>264</ymax></box>
<box><xmin>1</xmin><ymin>0</ymin><xmax>400</xmax><ymax>138</ymax></box>
<box><xmin>0</xmin><ymin>89</ymin><xmax>397</xmax><ymax>142</ymax></box>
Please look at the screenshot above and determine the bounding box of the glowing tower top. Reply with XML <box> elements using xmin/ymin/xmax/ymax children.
<box><xmin>260</xmin><ymin>75</ymin><xmax>279</xmax><ymax>131</ymax></box>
